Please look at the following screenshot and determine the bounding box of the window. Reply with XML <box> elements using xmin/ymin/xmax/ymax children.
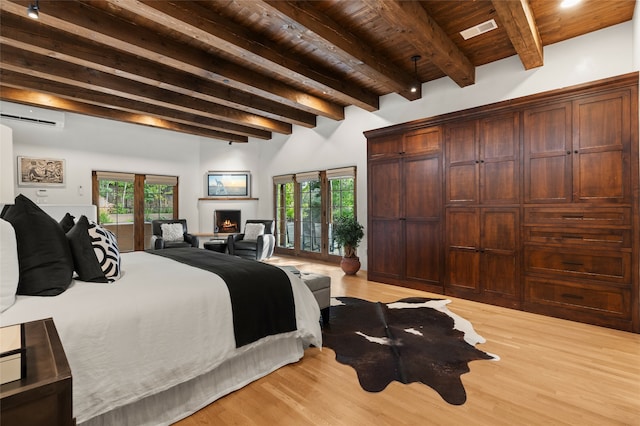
<box><xmin>273</xmin><ymin>167</ymin><xmax>356</xmax><ymax>261</ymax></box>
<box><xmin>145</xmin><ymin>175</ymin><xmax>177</xmax><ymax>222</ymax></box>
<box><xmin>274</xmin><ymin>175</ymin><xmax>294</xmax><ymax>249</ymax></box>
<box><xmin>327</xmin><ymin>167</ymin><xmax>356</xmax><ymax>256</ymax></box>
<box><xmin>297</xmin><ymin>172</ymin><xmax>322</xmax><ymax>254</ymax></box>
<box><xmin>93</xmin><ymin>171</ymin><xmax>178</xmax><ymax>251</ymax></box>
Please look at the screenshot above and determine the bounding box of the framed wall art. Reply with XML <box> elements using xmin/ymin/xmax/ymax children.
<box><xmin>206</xmin><ymin>171</ymin><xmax>250</xmax><ymax>198</ymax></box>
<box><xmin>17</xmin><ymin>156</ymin><xmax>66</xmax><ymax>187</ymax></box>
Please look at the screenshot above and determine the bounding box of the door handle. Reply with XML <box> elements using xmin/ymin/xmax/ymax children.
<box><xmin>562</xmin><ymin>260</ymin><xmax>584</xmax><ymax>266</ymax></box>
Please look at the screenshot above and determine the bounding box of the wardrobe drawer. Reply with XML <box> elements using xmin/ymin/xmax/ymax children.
<box><xmin>524</xmin><ymin>227</ymin><xmax>632</xmax><ymax>248</ymax></box>
<box><xmin>524</xmin><ymin>247</ymin><xmax>631</xmax><ymax>284</ymax></box>
<box><xmin>524</xmin><ymin>277</ymin><xmax>631</xmax><ymax>318</ymax></box>
<box><xmin>524</xmin><ymin>207</ymin><xmax>631</xmax><ymax>226</ymax></box>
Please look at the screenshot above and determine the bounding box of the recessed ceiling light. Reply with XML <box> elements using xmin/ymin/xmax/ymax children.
<box><xmin>560</xmin><ymin>0</ymin><xmax>581</xmax><ymax>8</ymax></box>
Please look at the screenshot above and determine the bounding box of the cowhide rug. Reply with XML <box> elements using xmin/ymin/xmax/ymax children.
<box><xmin>322</xmin><ymin>297</ymin><xmax>499</xmax><ymax>405</ymax></box>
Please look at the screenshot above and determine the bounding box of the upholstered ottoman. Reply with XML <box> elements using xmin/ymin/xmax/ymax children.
<box><xmin>280</xmin><ymin>267</ymin><xmax>331</xmax><ymax>325</ymax></box>
<box><xmin>300</xmin><ymin>272</ymin><xmax>331</xmax><ymax>325</ymax></box>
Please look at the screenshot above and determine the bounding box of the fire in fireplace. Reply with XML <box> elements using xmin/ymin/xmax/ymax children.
<box><xmin>214</xmin><ymin>210</ymin><xmax>241</xmax><ymax>233</ymax></box>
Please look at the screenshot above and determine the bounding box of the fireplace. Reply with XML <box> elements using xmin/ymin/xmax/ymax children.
<box><xmin>214</xmin><ymin>210</ymin><xmax>241</xmax><ymax>233</ymax></box>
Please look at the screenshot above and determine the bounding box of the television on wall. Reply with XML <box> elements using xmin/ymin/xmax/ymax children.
<box><xmin>207</xmin><ymin>171</ymin><xmax>250</xmax><ymax>198</ymax></box>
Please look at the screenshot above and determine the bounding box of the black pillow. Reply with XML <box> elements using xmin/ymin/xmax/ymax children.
<box><xmin>1</xmin><ymin>194</ymin><xmax>74</xmax><ymax>296</ymax></box>
<box><xmin>66</xmin><ymin>215</ymin><xmax>109</xmax><ymax>283</ymax></box>
<box><xmin>59</xmin><ymin>212</ymin><xmax>76</xmax><ymax>233</ymax></box>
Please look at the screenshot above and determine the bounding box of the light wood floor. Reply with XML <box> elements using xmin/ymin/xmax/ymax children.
<box><xmin>176</xmin><ymin>255</ymin><xmax>640</xmax><ymax>426</ymax></box>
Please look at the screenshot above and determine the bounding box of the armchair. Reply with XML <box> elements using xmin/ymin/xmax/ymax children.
<box><xmin>227</xmin><ymin>219</ymin><xmax>276</xmax><ymax>260</ymax></box>
<box><xmin>151</xmin><ymin>219</ymin><xmax>199</xmax><ymax>249</ymax></box>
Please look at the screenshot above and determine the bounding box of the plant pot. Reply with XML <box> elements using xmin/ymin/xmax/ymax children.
<box><xmin>340</xmin><ymin>256</ymin><xmax>361</xmax><ymax>275</ymax></box>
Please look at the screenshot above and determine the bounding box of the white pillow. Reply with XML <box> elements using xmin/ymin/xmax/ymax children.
<box><xmin>243</xmin><ymin>223</ymin><xmax>265</xmax><ymax>241</ymax></box>
<box><xmin>0</xmin><ymin>218</ymin><xmax>19</xmax><ymax>312</ymax></box>
<box><xmin>161</xmin><ymin>223</ymin><xmax>184</xmax><ymax>242</ymax></box>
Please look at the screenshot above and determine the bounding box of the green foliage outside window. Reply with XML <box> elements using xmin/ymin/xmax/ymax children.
<box><xmin>273</xmin><ymin>172</ymin><xmax>356</xmax><ymax>255</ymax></box>
<box><xmin>98</xmin><ymin>180</ymin><xmax>174</xmax><ymax>224</ymax></box>
<box><xmin>144</xmin><ymin>183</ymin><xmax>174</xmax><ymax>221</ymax></box>
<box><xmin>276</xmin><ymin>182</ymin><xmax>295</xmax><ymax>248</ymax></box>
<box><xmin>330</xmin><ymin>178</ymin><xmax>355</xmax><ymax>221</ymax></box>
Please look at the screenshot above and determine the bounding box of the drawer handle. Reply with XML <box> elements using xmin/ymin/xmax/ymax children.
<box><xmin>562</xmin><ymin>215</ymin><xmax>584</xmax><ymax>219</ymax></box>
<box><xmin>562</xmin><ymin>235</ymin><xmax>583</xmax><ymax>240</ymax></box>
<box><xmin>562</xmin><ymin>261</ymin><xmax>584</xmax><ymax>266</ymax></box>
<box><xmin>561</xmin><ymin>293</ymin><xmax>584</xmax><ymax>300</ymax></box>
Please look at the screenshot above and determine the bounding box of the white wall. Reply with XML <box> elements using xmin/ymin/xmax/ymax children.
<box><xmin>635</xmin><ymin>1</ymin><xmax>640</xmax><ymax>70</ymax></box>
<box><xmin>3</xmin><ymin>20</ymin><xmax>637</xmax><ymax>270</ymax></box>
<box><xmin>198</xmin><ymin>140</ymin><xmax>261</xmax><ymax>233</ymax></box>
<box><xmin>3</xmin><ymin>113</ymin><xmax>202</xmax><ymax>230</ymax></box>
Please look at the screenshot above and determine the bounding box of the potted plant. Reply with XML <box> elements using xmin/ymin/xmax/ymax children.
<box><xmin>332</xmin><ymin>215</ymin><xmax>365</xmax><ymax>275</ymax></box>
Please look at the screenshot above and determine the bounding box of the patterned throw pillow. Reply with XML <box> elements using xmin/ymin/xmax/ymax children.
<box><xmin>243</xmin><ymin>223</ymin><xmax>265</xmax><ymax>241</ymax></box>
<box><xmin>86</xmin><ymin>219</ymin><xmax>121</xmax><ymax>282</ymax></box>
<box><xmin>161</xmin><ymin>223</ymin><xmax>184</xmax><ymax>242</ymax></box>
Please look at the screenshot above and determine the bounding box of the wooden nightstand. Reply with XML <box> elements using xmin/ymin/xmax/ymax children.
<box><xmin>0</xmin><ymin>318</ymin><xmax>74</xmax><ymax>426</ymax></box>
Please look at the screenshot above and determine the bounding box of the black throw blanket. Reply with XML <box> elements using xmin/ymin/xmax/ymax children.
<box><xmin>148</xmin><ymin>248</ymin><xmax>297</xmax><ymax>347</ymax></box>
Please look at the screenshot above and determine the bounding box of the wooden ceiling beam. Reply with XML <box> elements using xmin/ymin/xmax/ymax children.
<box><xmin>0</xmin><ymin>85</ymin><xmax>248</xmax><ymax>142</ymax></box>
<box><xmin>0</xmin><ymin>13</ymin><xmax>316</xmax><ymax>129</ymax></box>
<box><xmin>0</xmin><ymin>0</ymin><xmax>345</xmax><ymax>121</ymax></box>
<box><xmin>491</xmin><ymin>0</ymin><xmax>544</xmax><ymax>70</ymax></box>
<box><xmin>257</xmin><ymin>0</ymin><xmax>421</xmax><ymax>101</ymax></box>
<box><xmin>0</xmin><ymin>70</ymin><xmax>268</xmax><ymax>139</ymax></box>
<box><xmin>361</xmin><ymin>0</ymin><xmax>475</xmax><ymax>88</ymax></box>
<box><xmin>106</xmin><ymin>0</ymin><xmax>380</xmax><ymax>112</ymax></box>
<box><xmin>0</xmin><ymin>44</ymin><xmax>292</xmax><ymax>135</ymax></box>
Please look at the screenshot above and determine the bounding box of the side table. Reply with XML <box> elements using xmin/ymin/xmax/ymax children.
<box><xmin>0</xmin><ymin>318</ymin><xmax>74</xmax><ymax>426</ymax></box>
<box><xmin>204</xmin><ymin>239</ymin><xmax>228</xmax><ymax>253</ymax></box>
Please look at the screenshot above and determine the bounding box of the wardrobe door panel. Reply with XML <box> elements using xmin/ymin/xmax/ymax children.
<box><xmin>446</xmin><ymin>121</ymin><xmax>478</xmax><ymax>204</ymax></box>
<box><xmin>524</xmin><ymin>103</ymin><xmax>572</xmax><ymax>203</ymax></box>
<box><xmin>573</xmin><ymin>91</ymin><xmax>630</xmax><ymax>203</ymax></box>
<box><xmin>368</xmin><ymin>219</ymin><xmax>403</xmax><ymax>279</ymax></box>
<box><xmin>480</xmin><ymin>113</ymin><xmax>520</xmax><ymax>204</ymax></box>
<box><xmin>369</xmin><ymin>160</ymin><xmax>401</xmax><ymax>218</ymax></box>
<box><xmin>406</xmin><ymin>221</ymin><xmax>441</xmax><ymax>288</ymax></box>
<box><xmin>405</xmin><ymin>155</ymin><xmax>441</xmax><ymax>219</ymax></box>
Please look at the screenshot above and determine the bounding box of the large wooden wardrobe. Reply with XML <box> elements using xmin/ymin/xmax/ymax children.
<box><xmin>365</xmin><ymin>73</ymin><xmax>639</xmax><ymax>333</ymax></box>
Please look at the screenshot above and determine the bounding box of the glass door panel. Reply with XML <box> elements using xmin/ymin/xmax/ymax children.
<box><xmin>275</xmin><ymin>181</ymin><xmax>295</xmax><ymax>249</ymax></box>
<box><xmin>300</xmin><ymin>179</ymin><xmax>322</xmax><ymax>254</ymax></box>
<box><xmin>143</xmin><ymin>179</ymin><xmax>175</xmax><ymax>249</ymax></box>
<box><xmin>97</xmin><ymin>177</ymin><xmax>135</xmax><ymax>252</ymax></box>
<box><xmin>328</xmin><ymin>177</ymin><xmax>355</xmax><ymax>256</ymax></box>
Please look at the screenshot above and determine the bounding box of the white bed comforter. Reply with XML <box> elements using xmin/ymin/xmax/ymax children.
<box><xmin>0</xmin><ymin>251</ymin><xmax>322</xmax><ymax>423</ymax></box>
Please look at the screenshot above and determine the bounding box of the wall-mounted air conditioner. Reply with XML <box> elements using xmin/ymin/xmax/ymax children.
<box><xmin>0</xmin><ymin>101</ymin><xmax>65</xmax><ymax>128</ymax></box>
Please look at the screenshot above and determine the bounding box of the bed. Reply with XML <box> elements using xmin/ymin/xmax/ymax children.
<box><xmin>0</xmin><ymin>200</ymin><xmax>322</xmax><ymax>425</ymax></box>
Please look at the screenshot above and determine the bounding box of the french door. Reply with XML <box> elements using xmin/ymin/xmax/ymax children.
<box><xmin>274</xmin><ymin>167</ymin><xmax>356</xmax><ymax>261</ymax></box>
<box><xmin>92</xmin><ymin>171</ymin><xmax>178</xmax><ymax>251</ymax></box>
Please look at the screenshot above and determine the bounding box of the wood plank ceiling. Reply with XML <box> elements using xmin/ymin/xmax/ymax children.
<box><xmin>0</xmin><ymin>0</ymin><xmax>635</xmax><ymax>143</ymax></box>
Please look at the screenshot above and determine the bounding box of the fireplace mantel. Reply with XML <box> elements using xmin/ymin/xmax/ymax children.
<box><xmin>198</xmin><ymin>197</ymin><xmax>259</xmax><ymax>201</ymax></box>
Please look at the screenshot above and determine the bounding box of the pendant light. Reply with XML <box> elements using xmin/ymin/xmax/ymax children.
<box><xmin>410</xmin><ymin>55</ymin><xmax>421</xmax><ymax>93</ymax></box>
<box><xmin>27</xmin><ymin>0</ymin><xmax>39</xmax><ymax>19</ymax></box>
